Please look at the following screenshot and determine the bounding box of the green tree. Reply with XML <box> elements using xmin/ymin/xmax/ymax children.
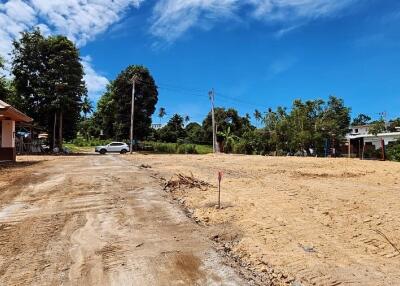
<box><xmin>386</xmin><ymin>140</ymin><xmax>400</xmax><ymax>162</ymax></box>
<box><xmin>0</xmin><ymin>56</ymin><xmax>8</xmax><ymax>101</ymax></box>
<box><xmin>82</xmin><ymin>96</ymin><xmax>93</xmax><ymax>118</ymax></box>
<box><xmin>388</xmin><ymin>118</ymin><xmax>400</xmax><ymax>132</ymax></box>
<box><xmin>112</xmin><ymin>66</ymin><xmax>158</xmax><ymax>140</ymax></box>
<box><xmin>158</xmin><ymin>114</ymin><xmax>186</xmax><ymax>143</ymax></box>
<box><xmin>254</xmin><ymin>109</ymin><xmax>262</xmax><ymax>127</ymax></box>
<box><xmin>369</xmin><ymin>119</ymin><xmax>386</xmax><ymax>136</ymax></box>
<box><xmin>316</xmin><ymin>96</ymin><xmax>351</xmax><ymax>153</ymax></box>
<box><xmin>262</xmin><ymin>97</ymin><xmax>350</xmax><ymax>155</ymax></box>
<box><xmin>92</xmin><ymin>83</ymin><xmax>116</xmax><ymax>138</ymax></box>
<box><xmin>202</xmin><ymin>107</ymin><xmax>251</xmax><ymax>144</ymax></box>
<box><xmin>352</xmin><ymin>114</ymin><xmax>371</xmax><ymax>126</ymax></box>
<box><xmin>263</xmin><ymin>106</ymin><xmax>286</xmax><ymax>154</ymax></box>
<box><xmin>11</xmin><ymin>29</ymin><xmax>86</xmax><ymax>148</ymax></box>
<box><xmin>185</xmin><ymin>122</ymin><xmax>204</xmax><ymax>144</ymax></box>
<box><xmin>93</xmin><ymin>66</ymin><xmax>158</xmax><ymax>140</ymax></box>
<box><xmin>218</xmin><ymin>126</ymin><xmax>239</xmax><ymax>153</ymax></box>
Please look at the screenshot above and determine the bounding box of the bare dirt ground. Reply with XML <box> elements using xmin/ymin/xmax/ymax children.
<box><xmin>127</xmin><ymin>154</ymin><xmax>400</xmax><ymax>286</ymax></box>
<box><xmin>0</xmin><ymin>155</ymin><xmax>245</xmax><ymax>286</ymax></box>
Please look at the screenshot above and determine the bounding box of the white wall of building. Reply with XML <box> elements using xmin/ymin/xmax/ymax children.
<box><xmin>1</xmin><ymin>120</ymin><xmax>15</xmax><ymax>148</ymax></box>
<box><xmin>350</xmin><ymin>125</ymin><xmax>369</xmax><ymax>135</ymax></box>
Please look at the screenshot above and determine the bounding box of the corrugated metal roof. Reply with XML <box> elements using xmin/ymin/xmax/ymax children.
<box><xmin>347</xmin><ymin>132</ymin><xmax>400</xmax><ymax>139</ymax></box>
<box><xmin>0</xmin><ymin>100</ymin><xmax>33</xmax><ymax>122</ymax></box>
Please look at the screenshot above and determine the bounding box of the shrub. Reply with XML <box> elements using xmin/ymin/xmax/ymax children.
<box><xmin>233</xmin><ymin>140</ymin><xmax>253</xmax><ymax>154</ymax></box>
<box><xmin>70</xmin><ymin>138</ymin><xmax>110</xmax><ymax>147</ymax></box>
<box><xmin>185</xmin><ymin>144</ymin><xmax>198</xmax><ymax>154</ymax></box>
<box><xmin>152</xmin><ymin>142</ymin><xmax>177</xmax><ymax>153</ymax></box>
<box><xmin>386</xmin><ymin>141</ymin><xmax>400</xmax><ymax>162</ymax></box>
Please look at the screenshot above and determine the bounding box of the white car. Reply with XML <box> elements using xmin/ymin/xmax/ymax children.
<box><xmin>95</xmin><ymin>142</ymin><xmax>130</xmax><ymax>154</ymax></box>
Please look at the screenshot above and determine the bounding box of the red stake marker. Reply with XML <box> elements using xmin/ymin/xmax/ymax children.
<box><xmin>218</xmin><ymin>171</ymin><xmax>223</xmax><ymax>209</ymax></box>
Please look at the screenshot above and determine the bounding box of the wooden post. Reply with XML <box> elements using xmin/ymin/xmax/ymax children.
<box><xmin>362</xmin><ymin>142</ymin><xmax>366</xmax><ymax>160</ymax></box>
<box><xmin>348</xmin><ymin>139</ymin><xmax>351</xmax><ymax>158</ymax></box>
<box><xmin>53</xmin><ymin>112</ymin><xmax>57</xmax><ymax>150</ymax></box>
<box><xmin>381</xmin><ymin>139</ymin><xmax>385</xmax><ymax>161</ymax></box>
<box><xmin>59</xmin><ymin>112</ymin><xmax>63</xmax><ymax>150</ymax></box>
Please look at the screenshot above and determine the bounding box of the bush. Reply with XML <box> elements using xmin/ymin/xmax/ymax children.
<box><xmin>70</xmin><ymin>137</ymin><xmax>110</xmax><ymax>147</ymax></box>
<box><xmin>387</xmin><ymin>141</ymin><xmax>400</xmax><ymax>162</ymax></box>
<box><xmin>233</xmin><ymin>140</ymin><xmax>253</xmax><ymax>155</ymax></box>
<box><xmin>144</xmin><ymin>142</ymin><xmax>209</xmax><ymax>154</ymax></box>
<box><xmin>151</xmin><ymin>142</ymin><xmax>177</xmax><ymax>153</ymax></box>
<box><xmin>177</xmin><ymin>144</ymin><xmax>198</xmax><ymax>154</ymax></box>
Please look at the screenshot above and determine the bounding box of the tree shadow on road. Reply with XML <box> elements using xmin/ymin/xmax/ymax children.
<box><xmin>0</xmin><ymin>161</ymin><xmax>42</xmax><ymax>171</ymax></box>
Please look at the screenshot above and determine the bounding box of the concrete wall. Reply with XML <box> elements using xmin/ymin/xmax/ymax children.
<box><xmin>0</xmin><ymin>120</ymin><xmax>16</xmax><ymax>161</ymax></box>
<box><xmin>1</xmin><ymin>120</ymin><xmax>15</xmax><ymax>148</ymax></box>
<box><xmin>365</xmin><ymin>134</ymin><xmax>400</xmax><ymax>149</ymax></box>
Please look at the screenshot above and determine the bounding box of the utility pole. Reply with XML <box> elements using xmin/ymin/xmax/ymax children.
<box><xmin>209</xmin><ymin>89</ymin><xmax>217</xmax><ymax>153</ymax></box>
<box><xmin>130</xmin><ymin>76</ymin><xmax>136</xmax><ymax>154</ymax></box>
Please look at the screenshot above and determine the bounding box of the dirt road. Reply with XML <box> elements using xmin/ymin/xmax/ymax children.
<box><xmin>0</xmin><ymin>155</ymin><xmax>245</xmax><ymax>286</ymax></box>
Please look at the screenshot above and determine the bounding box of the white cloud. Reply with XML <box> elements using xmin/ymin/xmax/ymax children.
<box><xmin>267</xmin><ymin>56</ymin><xmax>297</xmax><ymax>79</ymax></box>
<box><xmin>29</xmin><ymin>0</ymin><xmax>143</xmax><ymax>46</ymax></box>
<box><xmin>0</xmin><ymin>0</ymin><xmax>143</xmax><ymax>98</ymax></box>
<box><xmin>150</xmin><ymin>0</ymin><xmax>358</xmax><ymax>42</ymax></box>
<box><xmin>150</xmin><ymin>0</ymin><xmax>240</xmax><ymax>42</ymax></box>
<box><xmin>81</xmin><ymin>56</ymin><xmax>109</xmax><ymax>100</ymax></box>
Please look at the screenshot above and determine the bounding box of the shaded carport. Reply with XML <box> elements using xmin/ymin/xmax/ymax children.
<box><xmin>0</xmin><ymin>100</ymin><xmax>33</xmax><ymax>161</ymax></box>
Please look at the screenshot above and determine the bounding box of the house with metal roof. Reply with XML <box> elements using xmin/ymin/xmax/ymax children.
<box><xmin>345</xmin><ymin>124</ymin><xmax>400</xmax><ymax>158</ymax></box>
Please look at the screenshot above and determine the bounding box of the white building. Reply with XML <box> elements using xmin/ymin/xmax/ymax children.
<box><xmin>345</xmin><ymin>124</ymin><xmax>400</xmax><ymax>157</ymax></box>
<box><xmin>151</xmin><ymin>123</ymin><xmax>164</xmax><ymax>130</ymax></box>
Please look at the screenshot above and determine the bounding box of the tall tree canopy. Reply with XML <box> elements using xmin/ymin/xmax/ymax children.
<box><xmin>202</xmin><ymin>107</ymin><xmax>253</xmax><ymax>144</ymax></box>
<box><xmin>93</xmin><ymin>65</ymin><xmax>158</xmax><ymax>140</ymax></box>
<box><xmin>263</xmin><ymin>96</ymin><xmax>351</xmax><ymax>154</ymax></box>
<box><xmin>0</xmin><ymin>56</ymin><xmax>8</xmax><ymax>101</ymax></box>
<box><xmin>157</xmin><ymin>114</ymin><xmax>186</xmax><ymax>143</ymax></box>
<box><xmin>11</xmin><ymin>29</ymin><xmax>86</xmax><ymax>146</ymax></box>
<box><xmin>352</xmin><ymin>114</ymin><xmax>371</xmax><ymax>126</ymax></box>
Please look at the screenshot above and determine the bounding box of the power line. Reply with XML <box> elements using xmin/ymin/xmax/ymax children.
<box><xmin>134</xmin><ymin>78</ymin><xmax>273</xmax><ymax>111</ymax></box>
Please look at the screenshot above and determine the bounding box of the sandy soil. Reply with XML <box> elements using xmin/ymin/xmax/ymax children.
<box><xmin>127</xmin><ymin>154</ymin><xmax>400</xmax><ymax>286</ymax></box>
<box><xmin>0</xmin><ymin>155</ymin><xmax>245</xmax><ymax>286</ymax></box>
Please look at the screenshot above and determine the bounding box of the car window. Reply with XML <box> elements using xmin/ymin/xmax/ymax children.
<box><xmin>110</xmin><ymin>143</ymin><xmax>123</xmax><ymax>146</ymax></box>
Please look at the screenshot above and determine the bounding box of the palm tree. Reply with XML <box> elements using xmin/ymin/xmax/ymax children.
<box><xmin>81</xmin><ymin>96</ymin><xmax>93</xmax><ymax>141</ymax></box>
<box><xmin>184</xmin><ymin>115</ymin><xmax>190</xmax><ymax>124</ymax></box>
<box><xmin>82</xmin><ymin>96</ymin><xmax>93</xmax><ymax>119</ymax></box>
<box><xmin>158</xmin><ymin>107</ymin><xmax>166</xmax><ymax>124</ymax></box>
<box><xmin>218</xmin><ymin>126</ymin><xmax>239</xmax><ymax>153</ymax></box>
<box><xmin>254</xmin><ymin>109</ymin><xmax>262</xmax><ymax>128</ymax></box>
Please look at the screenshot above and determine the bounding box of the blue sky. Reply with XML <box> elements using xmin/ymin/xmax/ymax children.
<box><xmin>1</xmin><ymin>0</ymin><xmax>400</xmax><ymax>124</ymax></box>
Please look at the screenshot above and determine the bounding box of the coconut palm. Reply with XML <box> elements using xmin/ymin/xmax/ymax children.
<box><xmin>82</xmin><ymin>96</ymin><xmax>93</xmax><ymax>119</ymax></box>
<box><xmin>158</xmin><ymin>107</ymin><xmax>166</xmax><ymax>124</ymax></box>
<box><xmin>184</xmin><ymin>115</ymin><xmax>190</xmax><ymax>124</ymax></box>
<box><xmin>254</xmin><ymin>109</ymin><xmax>262</xmax><ymax>128</ymax></box>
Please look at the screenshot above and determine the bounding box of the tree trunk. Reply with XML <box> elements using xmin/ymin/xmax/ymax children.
<box><xmin>53</xmin><ymin>112</ymin><xmax>57</xmax><ymax>150</ymax></box>
<box><xmin>59</xmin><ymin>112</ymin><xmax>63</xmax><ymax>150</ymax></box>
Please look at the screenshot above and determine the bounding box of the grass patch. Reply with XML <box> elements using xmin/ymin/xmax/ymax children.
<box><xmin>145</xmin><ymin>142</ymin><xmax>212</xmax><ymax>154</ymax></box>
<box><xmin>64</xmin><ymin>143</ymin><xmax>93</xmax><ymax>153</ymax></box>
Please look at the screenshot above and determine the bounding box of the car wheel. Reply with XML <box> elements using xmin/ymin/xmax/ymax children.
<box><xmin>100</xmin><ymin>149</ymin><xmax>107</xmax><ymax>155</ymax></box>
<box><xmin>120</xmin><ymin>149</ymin><xmax>127</xmax><ymax>154</ymax></box>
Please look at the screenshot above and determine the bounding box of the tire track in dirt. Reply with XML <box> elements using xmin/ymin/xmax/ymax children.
<box><xmin>0</xmin><ymin>155</ymin><xmax>246</xmax><ymax>285</ymax></box>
